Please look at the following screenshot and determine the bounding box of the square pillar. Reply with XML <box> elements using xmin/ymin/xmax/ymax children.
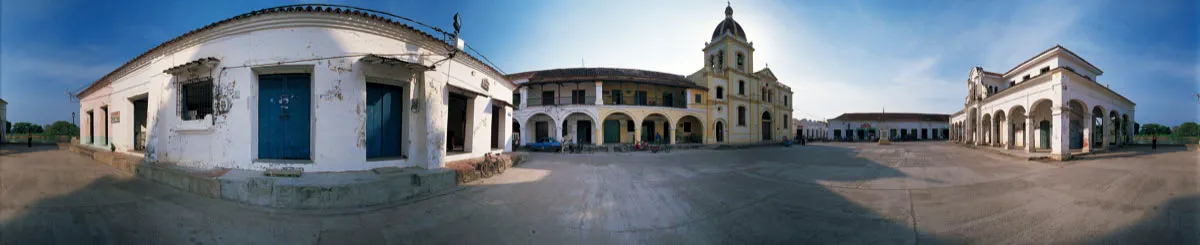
<box><xmin>594</xmin><ymin>81</ymin><xmax>604</xmax><ymax>105</ymax></box>
<box><xmin>1081</xmin><ymin>113</ymin><xmax>1092</xmax><ymax>153</ymax></box>
<box><xmin>1051</xmin><ymin>109</ymin><xmax>1070</xmax><ymax>160</ymax></box>
<box><xmin>594</xmin><ymin>121</ymin><xmax>603</xmax><ymax>145</ymax></box>
<box><xmin>1025</xmin><ymin>117</ymin><xmax>1035</xmax><ymax>153</ymax></box>
<box><xmin>1101</xmin><ymin>117</ymin><xmax>1111</xmax><ymax>150</ymax></box>
<box><xmin>519</xmin><ymin>87</ymin><xmax>529</xmax><ymax>108</ymax></box>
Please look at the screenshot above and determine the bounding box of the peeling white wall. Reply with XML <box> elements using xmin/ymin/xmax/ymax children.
<box><xmin>76</xmin><ymin>14</ymin><xmax>513</xmax><ymax>172</ymax></box>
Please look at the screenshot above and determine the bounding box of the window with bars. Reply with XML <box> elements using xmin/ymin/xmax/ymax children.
<box><xmin>180</xmin><ymin>79</ymin><xmax>214</xmax><ymax>121</ymax></box>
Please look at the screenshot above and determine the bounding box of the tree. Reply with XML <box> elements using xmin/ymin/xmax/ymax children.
<box><xmin>43</xmin><ymin>121</ymin><xmax>79</xmax><ymax>137</ymax></box>
<box><xmin>5</xmin><ymin>121</ymin><xmax>10</xmax><ymax>133</ymax></box>
<box><xmin>1140</xmin><ymin>123</ymin><xmax>1171</xmax><ymax>135</ymax></box>
<box><xmin>1177</xmin><ymin>122</ymin><xmax>1200</xmax><ymax>137</ymax></box>
<box><xmin>11</xmin><ymin>122</ymin><xmax>43</xmax><ymax>134</ymax></box>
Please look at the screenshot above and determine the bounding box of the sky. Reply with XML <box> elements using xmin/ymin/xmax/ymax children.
<box><xmin>2</xmin><ymin>0</ymin><xmax>1197</xmax><ymax>127</ymax></box>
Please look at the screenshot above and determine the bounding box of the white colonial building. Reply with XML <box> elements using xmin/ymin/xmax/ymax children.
<box><xmin>795</xmin><ymin>118</ymin><xmax>828</xmax><ymax>141</ymax></box>
<box><xmin>949</xmin><ymin>45</ymin><xmax>1135</xmax><ymax>160</ymax></box>
<box><xmin>74</xmin><ymin>5</ymin><xmax>515</xmax><ymax>172</ymax></box>
<box><xmin>828</xmin><ymin>113</ymin><xmax>949</xmax><ymax>141</ymax></box>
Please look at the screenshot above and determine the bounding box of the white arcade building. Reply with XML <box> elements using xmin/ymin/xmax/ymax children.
<box><xmin>949</xmin><ymin>45</ymin><xmax>1135</xmax><ymax>160</ymax></box>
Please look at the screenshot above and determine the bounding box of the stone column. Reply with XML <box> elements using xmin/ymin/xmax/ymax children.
<box><xmin>1051</xmin><ymin>108</ymin><xmax>1070</xmax><ymax>160</ymax></box>
<box><xmin>1081</xmin><ymin>112</ymin><xmax>1092</xmax><ymax>153</ymax></box>
<box><xmin>519</xmin><ymin>87</ymin><xmax>529</xmax><ymax>108</ymax></box>
<box><xmin>634</xmin><ymin>123</ymin><xmax>643</xmax><ymax>144</ymax></box>
<box><xmin>594</xmin><ymin>81</ymin><xmax>603</xmax><ymax>105</ymax></box>
<box><xmin>594</xmin><ymin>121</ymin><xmax>604</xmax><ymax>146</ymax></box>
<box><xmin>1025</xmin><ymin>117</ymin><xmax>1035</xmax><ymax>153</ymax></box>
<box><xmin>1101</xmin><ymin>117</ymin><xmax>1110</xmax><ymax>150</ymax></box>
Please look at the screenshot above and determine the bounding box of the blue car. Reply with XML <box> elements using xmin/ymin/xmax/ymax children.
<box><xmin>526</xmin><ymin>138</ymin><xmax>562</xmax><ymax>152</ymax></box>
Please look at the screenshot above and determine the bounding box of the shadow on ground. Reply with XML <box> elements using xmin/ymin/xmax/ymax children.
<box><xmin>2</xmin><ymin>143</ymin><xmax>1196</xmax><ymax>244</ymax></box>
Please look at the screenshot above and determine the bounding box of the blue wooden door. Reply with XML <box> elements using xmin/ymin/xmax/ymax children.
<box><xmin>366</xmin><ymin>83</ymin><xmax>403</xmax><ymax>158</ymax></box>
<box><xmin>258</xmin><ymin>74</ymin><xmax>311</xmax><ymax>159</ymax></box>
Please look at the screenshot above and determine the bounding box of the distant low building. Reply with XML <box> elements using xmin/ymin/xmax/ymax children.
<box><xmin>794</xmin><ymin>118</ymin><xmax>828</xmax><ymax>140</ymax></box>
<box><xmin>828</xmin><ymin>113</ymin><xmax>949</xmax><ymax>141</ymax></box>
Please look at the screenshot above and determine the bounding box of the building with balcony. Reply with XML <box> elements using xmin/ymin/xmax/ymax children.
<box><xmin>509</xmin><ymin>68</ymin><xmax>708</xmax><ymax>145</ymax></box>
<box><xmin>949</xmin><ymin>45</ymin><xmax>1136</xmax><ymax>160</ymax></box>
<box><xmin>73</xmin><ymin>5</ymin><xmax>515</xmax><ymax>172</ymax></box>
<box><xmin>508</xmin><ymin>4</ymin><xmax>793</xmax><ymax>146</ymax></box>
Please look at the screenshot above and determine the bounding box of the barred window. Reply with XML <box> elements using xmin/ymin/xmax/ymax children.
<box><xmin>181</xmin><ymin>79</ymin><xmax>214</xmax><ymax>120</ymax></box>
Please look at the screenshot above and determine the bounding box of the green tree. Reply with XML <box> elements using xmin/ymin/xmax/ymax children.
<box><xmin>1178</xmin><ymin>122</ymin><xmax>1200</xmax><ymax>137</ymax></box>
<box><xmin>1139</xmin><ymin>123</ymin><xmax>1171</xmax><ymax>135</ymax></box>
<box><xmin>5</xmin><ymin>121</ymin><xmax>10</xmax><ymax>133</ymax></box>
<box><xmin>43</xmin><ymin>121</ymin><xmax>79</xmax><ymax>137</ymax></box>
<box><xmin>11</xmin><ymin>122</ymin><xmax>43</xmax><ymax>134</ymax></box>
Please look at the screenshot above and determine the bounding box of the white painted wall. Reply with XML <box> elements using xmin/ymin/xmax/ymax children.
<box><xmin>76</xmin><ymin>13</ymin><xmax>513</xmax><ymax>172</ymax></box>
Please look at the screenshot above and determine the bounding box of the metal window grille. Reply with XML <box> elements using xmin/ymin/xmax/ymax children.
<box><xmin>181</xmin><ymin>79</ymin><xmax>214</xmax><ymax>121</ymax></box>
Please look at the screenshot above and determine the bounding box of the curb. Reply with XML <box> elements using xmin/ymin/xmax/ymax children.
<box><xmin>67</xmin><ymin>143</ymin><xmax>458</xmax><ymax>210</ymax></box>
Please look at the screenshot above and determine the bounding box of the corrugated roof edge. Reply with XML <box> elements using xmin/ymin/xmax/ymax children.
<box><xmin>76</xmin><ymin>4</ymin><xmax>513</xmax><ymax>98</ymax></box>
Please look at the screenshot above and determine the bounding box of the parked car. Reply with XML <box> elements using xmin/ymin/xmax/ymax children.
<box><xmin>526</xmin><ymin>138</ymin><xmax>562</xmax><ymax>152</ymax></box>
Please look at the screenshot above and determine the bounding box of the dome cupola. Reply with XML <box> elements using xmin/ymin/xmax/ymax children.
<box><xmin>711</xmin><ymin>3</ymin><xmax>747</xmax><ymax>40</ymax></box>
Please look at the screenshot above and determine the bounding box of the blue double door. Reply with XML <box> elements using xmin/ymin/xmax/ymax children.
<box><xmin>365</xmin><ymin>83</ymin><xmax>404</xmax><ymax>158</ymax></box>
<box><xmin>258</xmin><ymin>74</ymin><xmax>312</xmax><ymax>159</ymax></box>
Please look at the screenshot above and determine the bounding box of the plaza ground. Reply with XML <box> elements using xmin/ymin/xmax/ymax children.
<box><xmin>1</xmin><ymin>142</ymin><xmax>1196</xmax><ymax>244</ymax></box>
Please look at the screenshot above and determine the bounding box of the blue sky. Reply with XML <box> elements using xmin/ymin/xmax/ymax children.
<box><xmin>2</xmin><ymin>0</ymin><xmax>1196</xmax><ymax>126</ymax></box>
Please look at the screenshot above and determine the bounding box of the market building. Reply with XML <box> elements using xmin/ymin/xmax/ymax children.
<box><xmin>949</xmin><ymin>45</ymin><xmax>1135</xmax><ymax>160</ymax></box>
<box><xmin>828</xmin><ymin>113</ymin><xmax>949</xmax><ymax>141</ymax></box>
<box><xmin>74</xmin><ymin>5</ymin><xmax>515</xmax><ymax>172</ymax></box>
<box><xmin>509</xmin><ymin>4</ymin><xmax>794</xmax><ymax>146</ymax></box>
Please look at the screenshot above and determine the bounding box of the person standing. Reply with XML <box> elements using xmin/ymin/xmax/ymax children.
<box><xmin>1152</xmin><ymin>134</ymin><xmax>1157</xmax><ymax>150</ymax></box>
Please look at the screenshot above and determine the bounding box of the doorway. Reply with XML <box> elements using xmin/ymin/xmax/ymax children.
<box><xmin>535</xmin><ymin>121</ymin><xmax>549</xmax><ymax>142</ymax></box>
<box><xmin>365</xmin><ymin>83</ymin><xmax>405</xmax><ymax>159</ymax></box>
<box><xmin>491</xmin><ymin>105</ymin><xmax>502</xmax><ymax>149</ymax></box>
<box><xmin>576</xmin><ymin>120</ymin><xmax>592</xmax><ymax>144</ymax></box>
<box><xmin>132</xmin><ymin>97</ymin><xmax>148</xmax><ymax>152</ymax></box>
<box><xmin>258</xmin><ymin>73</ymin><xmax>312</xmax><ymax>159</ymax></box>
<box><xmin>1039</xmin><ymin>120</ymin><xmax>1051</xmax><ymax>149</ymax></box>
<box><xmin>447</xmin><ymin>93</ymin><xmax>469</xmax><ymax>152</ymax></box>
<box><xmin>761</xmin><ymin>112</ymin><xmax>772</xmax><ymax>141</ymax></box>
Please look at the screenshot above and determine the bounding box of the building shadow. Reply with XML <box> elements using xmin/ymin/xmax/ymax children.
<box><xmin>0</xmin><ymin>144</ymin><xmax>63</xmax><ymax>155</ymax></box>
<box><xmin>1074</xmin><ymin>145</ymin><xmax>1189</xmax><ymax>160</ymax></box>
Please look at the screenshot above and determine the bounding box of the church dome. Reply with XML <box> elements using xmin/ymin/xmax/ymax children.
<box><xmin>711</xmin><ymin>4</ymin><xmax>747</xmax><ymax>40</ymax></box>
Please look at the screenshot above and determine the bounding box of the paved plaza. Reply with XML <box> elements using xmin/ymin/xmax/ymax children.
<box><xmin>1</xmin><ymin>142</ymin><xmax>1196</xmax><ymax>244</ymax></box>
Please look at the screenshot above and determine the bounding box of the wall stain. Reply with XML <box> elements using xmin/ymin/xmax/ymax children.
<box><xmin>320</xmin><ymin>80</ymin><xmax>344</xmax><ymax>102</ymax></box>
<box><xmin>326</xmin><ymin>58</ymin><xmax>352</xmax><ymax>74</ymax></box>
<box><xmin>354</xmin><ymin>103</ymin><xmax>366</xmax><ymax>149</ymax></box>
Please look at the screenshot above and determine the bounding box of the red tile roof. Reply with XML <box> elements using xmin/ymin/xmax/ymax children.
<box><xmin>506</xmin><ymin>68</ymin><xmax>707</xmax><ymax>90</ymax></box>
<box><xmin>830</xmin><ymin>113</ymin><xmax>950</xmax><ymax>122</ymax></box>
<box><xmin>77</xmin><ymin>4</ymin><xmax>512</xmax><ymax>97</ymax></box>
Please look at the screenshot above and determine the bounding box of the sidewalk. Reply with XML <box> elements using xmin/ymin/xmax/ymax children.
<box><xmin>67</xmin><ymin>143</ymin><xmax>457</xmax><ymax>210</ymax></box>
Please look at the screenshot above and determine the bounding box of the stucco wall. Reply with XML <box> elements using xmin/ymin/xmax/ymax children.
<box><xmin>76</xmin><ymin>13</ymin><xmax>513</xmax><ymax>172</ymax></box>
